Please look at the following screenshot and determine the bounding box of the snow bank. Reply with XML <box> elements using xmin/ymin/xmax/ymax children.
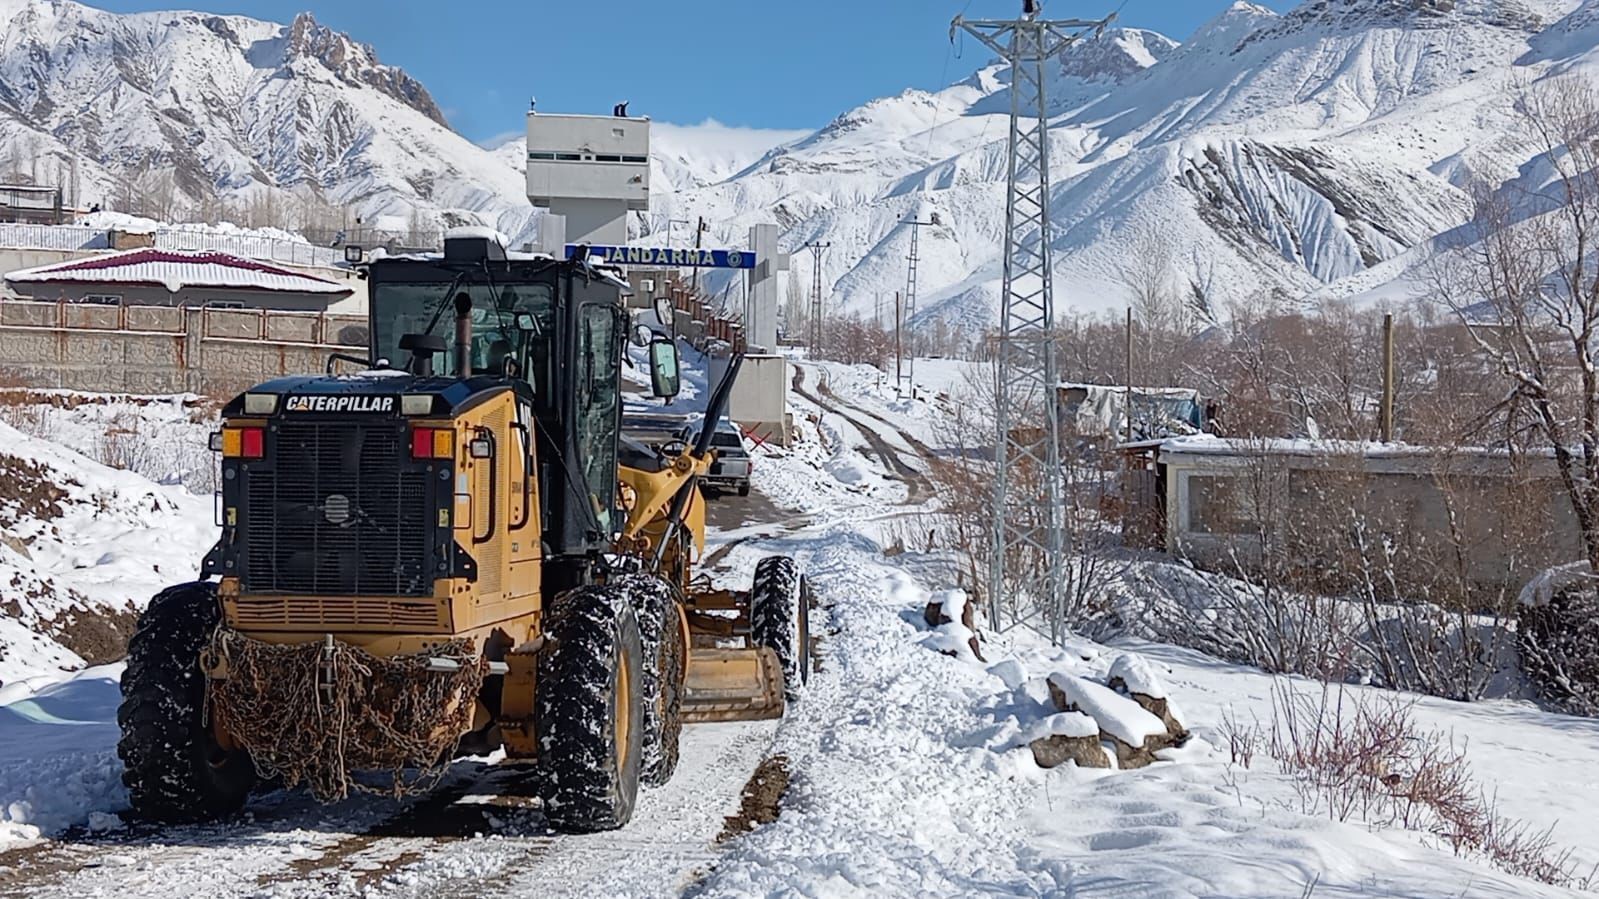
<box><xmin>0</xmin><ymin>414</ymin><xmax>214</xmax><ymax>686</ymax></box>
<box><xmin>0</xmin><ymin>664</ymin><xmax>127</xmax><ymax>844</ymax></box>
<box><xmin>0</xmin><ymin>391</ymin><xmax>218</xmax><ymax>493</ymax></box>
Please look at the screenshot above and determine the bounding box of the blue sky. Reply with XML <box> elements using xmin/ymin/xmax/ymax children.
<box><xmin>89</xmin><ymin>0</ymin><xmax>1297</xmax><ymax>143</ymax></box>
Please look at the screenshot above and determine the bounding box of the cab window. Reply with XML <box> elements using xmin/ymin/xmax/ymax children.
<box><xmin>575</xmin><ymin>302</ymin><xmax>620</xmax><ymax>531</ymax></box>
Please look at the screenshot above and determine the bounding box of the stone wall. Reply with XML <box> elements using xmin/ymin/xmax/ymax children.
<box><xmin>0</xmin><ymin>298</ymin><xmax>368</xmax><ymax>395</ymax></box>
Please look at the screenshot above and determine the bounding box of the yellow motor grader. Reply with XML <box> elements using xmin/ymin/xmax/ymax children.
<box><xmin>115</xmin><ymin>231</ymin><xmax>810</xmax><ymax>833</ymax></box>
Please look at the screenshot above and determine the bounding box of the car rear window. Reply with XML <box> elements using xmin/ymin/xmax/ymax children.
<box><xmin>712</xmin><ymin>432</ymin><xmax>744</xmax><ymax>448</ymax></box>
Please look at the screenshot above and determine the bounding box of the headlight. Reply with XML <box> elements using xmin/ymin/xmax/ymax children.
<box><xmin>401</xmin><ymin>394</ymin><xmax>433</xmax><ymax>416</ymax></box>
<box><xmin>242</xmin><ymin>393</ymin><xmax>277</xmax><ymax>415</ymax></box>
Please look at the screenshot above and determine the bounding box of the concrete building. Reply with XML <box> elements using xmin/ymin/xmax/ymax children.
<box><xmin>0</xmin><ymin>184</ymin><xmax>66</xmax><ymax>225</ymax></box>
<box><xmin>525</xmin><ymin>113</ymin><xmax>649</xmax><ymax>246</ymax></box>
<box><xmin>1124</xmin><ymin>436</ymin><xmax>1582</xmax><ymax>597</ymax></box>
<box><xmin>5</xmin><ymin>248</ymin><xmax>354</xmax><ymax>311</ymax></box>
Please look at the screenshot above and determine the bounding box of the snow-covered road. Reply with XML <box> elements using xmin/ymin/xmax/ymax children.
<box><xmin>6</xmin><ymin>359</ymin><xmax>1599</xmax><ymax>898</ymax></box>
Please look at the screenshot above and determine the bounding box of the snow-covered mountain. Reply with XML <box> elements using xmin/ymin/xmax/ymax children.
<box><xmin>5</xmin><ymin>0</ymin><xmax>1599</xmax><ymax>325</ymax></box>
<box><xmin>630</xmin><ymin>0</ymin><xmax>1599</xmax><ymax>326</ymax></box>
<box><xmin>0</xmin><ymin>0</ymin><xmax>532</xmax><ymax>237</ymax></box>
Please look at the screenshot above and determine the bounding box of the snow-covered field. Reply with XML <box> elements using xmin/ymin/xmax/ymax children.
<box><xmin>2</xmin><ymin>364</ymin><xmax>1597</xmax><ymax>896</ymax></box>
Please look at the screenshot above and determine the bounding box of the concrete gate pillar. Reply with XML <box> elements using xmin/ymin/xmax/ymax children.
<box><xmin>745</xmin><ymin>224</ymin><xmax>785</xmax><ymax>354</ymax></box>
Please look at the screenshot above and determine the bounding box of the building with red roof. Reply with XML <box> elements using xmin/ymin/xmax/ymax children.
<box><xmin>4</xmin><ymin>247</ymin><xmax>355</xmax><ymax>311</ymax></box>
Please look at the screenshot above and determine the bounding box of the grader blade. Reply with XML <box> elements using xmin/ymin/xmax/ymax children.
<box><xmin>681</xmin><ymin>647</ymin><xmax>784</xmax><ymax>722</ymax></box>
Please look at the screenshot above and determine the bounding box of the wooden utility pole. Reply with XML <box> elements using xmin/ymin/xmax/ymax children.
<box><xmin>1125</xmin><ymin>307</ymin><xmax>1134</xmax><ymax>445</ymax></box>
<box><xmin>1380</xmin><ymin>312</ymin><xmax>1395</xmax><ymax>443</ymax></box>
<box><xmin>692</xmin><ymin>216</ymin><xmax>708</xmax><ymax>300</ymax></box>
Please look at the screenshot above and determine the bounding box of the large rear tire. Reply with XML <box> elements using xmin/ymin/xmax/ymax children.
<box><xmin>611</xmin><ymin>573</ymin><xmax>686</xmax><ymax>786</ymax></box>
<box><xmin>537</xmin><ymin>585</ymin><xmax>646</xmax><ymax>833</ymax></box>
<box><xmin>116</xmin><ymin>582</ymin><xmax>257</xmax><ymax>823</ymax></box>
<box><xmin>750</xmin><ymin>556</ymin><xmax>810</xmax><ymax>700</ymax></box>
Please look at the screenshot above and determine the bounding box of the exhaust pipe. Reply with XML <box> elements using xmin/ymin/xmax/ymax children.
<box><xmin>453</xmin><ymin>292</ymin><xmax>473</xmax><ymax>378</ymax></box>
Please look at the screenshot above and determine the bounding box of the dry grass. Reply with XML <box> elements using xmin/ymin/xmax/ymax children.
<box><xmin>1222</xmin><ymin>682</ymin><xmax>1595</xmax><ymax>889</ymax></box>
<box><xmin>96</xmin><ymin>410</ymin><xmax>152</xmax><ymax>474</ymax></box>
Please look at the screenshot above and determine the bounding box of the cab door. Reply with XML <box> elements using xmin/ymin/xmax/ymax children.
<box><xmin>506</xmin><ymin>397</ymin><xmax>540</xmax><ymax>601</ymax></box>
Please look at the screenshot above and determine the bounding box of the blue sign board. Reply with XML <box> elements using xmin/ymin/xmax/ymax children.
<box><xmin>567</xmin><ymin>244</ymin><xmax>757</xmax><ymax>269</ymax></box>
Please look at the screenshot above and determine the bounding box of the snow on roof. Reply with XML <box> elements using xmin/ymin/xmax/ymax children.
<box><xmin>444</xmin><ymin>225</ymin><xmax>510</xmax><ymax>246</ymax></box>
<box><xmin>1060</xmin><ymin>383</ymin><xmax>1201</xmax><ymax>399</ymax></box>
<box><xmin>4</xmin><ymin>248</ymin><xmax>352</xmax><ymax>295</ymax></box>
<box><xmin>1518</xmin><ymin>561</ymin><xmax>1597</xmax><ymax>609</ymax></box>
<box><xmin>1157</xmin><ymin>434</ymin><xmax>1514</xmax><ymax>460</ymax></box>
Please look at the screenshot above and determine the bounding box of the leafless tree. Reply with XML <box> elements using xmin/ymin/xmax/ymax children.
<box><xmin>1432</xmin><ymin>75</ymin><xmax>1599</xmax><ymax>573</ymax></box>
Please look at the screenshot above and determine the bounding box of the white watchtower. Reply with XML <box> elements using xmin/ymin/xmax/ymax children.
<box><xmin>525</xmin><ymin>113</ymin><xmax>650</xmax><ymax>247</ymax></box>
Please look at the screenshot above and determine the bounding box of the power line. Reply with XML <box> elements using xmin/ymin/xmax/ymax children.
<box><xmin>900</xmin><ymin>211</ymin><xmax>941</xmax><ymax>398</ymax></box>
<box><xmin>951</xmin><ymin>2</ymin><xmax>1114</xmax><ymax>645</ymax></box>
<box><xmin>803</xmin><ymin>240</ymin><xmax>831</xmax><ymax>357</ymax></box>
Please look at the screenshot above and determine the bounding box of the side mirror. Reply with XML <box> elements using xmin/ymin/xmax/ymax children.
<box><xmin>653</xmin><ymin>295</ymin><xmax>675</xmax><ymax>330</ymax></box>
<box><xmin>648</xmin><ymin>337</ymin><xmax>681</xmax><ymax>398</ymax></box>
<box><xmin>515</xmin><ymin>312</ymin><xmax>538</xmax><ymax>333</ymax></box>
<box><xmin>630</xmin><ymin>322</ymin><xmax>655</xmax><ymax>348</ymax></box>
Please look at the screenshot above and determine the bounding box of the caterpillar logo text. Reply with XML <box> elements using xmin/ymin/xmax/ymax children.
<box><xmin>284</xmin><ymin>395</ymin><xmax>396</xmax><ymax>414</ymax></box>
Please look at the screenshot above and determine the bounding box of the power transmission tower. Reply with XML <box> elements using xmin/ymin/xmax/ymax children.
<box><xmin>804</xmin><ymin>241</ymin><xmax>830</xmax><ymax>356</ymax></box>
<box><xmin>952</xmin><ymin>3</ymin><xmax>1111</xmax><ymax>643</ymax></box>
<box><xmin>900</xmin><ymin>211</ymin><xmax>939</xmax><ymax>397</ymax></box>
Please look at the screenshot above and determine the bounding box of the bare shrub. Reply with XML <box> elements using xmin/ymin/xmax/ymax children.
<box><xmin>0</xmin><ymin>391</ymin><xmax>50</xmax><ymax>439</ymax></box>
<box><xmin>1140</xmin><ymin>437</ymin><xmax>1549</xmax><ymax>701</ymax></box>
<box><xmin>1518</xmin><ymin>585</ymin><xmax>1599</xmax><ymax>717</ymax></box>
<box><xmin>921</xmin><ymin>361</ymin><xmax>1126</xmax><ymax>638</ymax></box>
<box><xmin>96</xmin><ymin>410</ymin><xmax>153</xmax><ymax>474</ymax></box>
<box><xmin>816</xmin><ymin>314</ymin><xmax>894</xmax><ymax>368</ymax></box>
<box><xmin>1230</xmin><ymin>682</ymin><xmax>1593</xmax><ymax>889</ymax></box>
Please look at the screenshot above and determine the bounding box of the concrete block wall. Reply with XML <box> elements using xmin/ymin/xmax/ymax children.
<box><xmin>0</xmin><ymin>298</ymin><xmax>367</xmax><ymax>395</ymax></box>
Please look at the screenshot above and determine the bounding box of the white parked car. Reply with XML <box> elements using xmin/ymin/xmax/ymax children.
<box><xmin>676</xmin><ymin>420</ymin><xmax>753</xmax><ymax>497</ymax></box>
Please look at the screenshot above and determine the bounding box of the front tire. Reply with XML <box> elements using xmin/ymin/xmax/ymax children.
<box><xmin>117</xmin><ymin>582</ymin><xmax>257</xmax><ymax>823</ymax></box>
<box><xmin>611</xmin><ymin>573</ymin><xmax>686</xmax><ymax>786</ymax></box>
<box><xmin>537</xmin><ymin>585</ymin><xmax>646</xmax><ymax>833</ymax></box>
<box><xmin>750</xmin><ymin>556</ymin><xmax>811</xmax><ymax>700</ymax></box>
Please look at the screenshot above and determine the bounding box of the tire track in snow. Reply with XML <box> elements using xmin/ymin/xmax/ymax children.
<box><xmin>403</xmin><ymin>721</ymin><xmax>780</xmax><ymax>899</ymax></box>
<box><xmin>811</xmin><ymin>368</ymin><xmax>942</xmax><ymax>467</ymax></box>
<box><xmin>791</xmin><ymin>364</ymin><xmax>931</xmax><ymax>501</ymax></box>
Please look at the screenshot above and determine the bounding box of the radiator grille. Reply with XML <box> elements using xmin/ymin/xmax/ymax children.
<box><xmin>242</xmin><ymin>421</ymin><xmax>433</xmax><ymax>597</ymax></box>
<box><xmin>230</xmin><ymin>595</ymin><xmax>443</xmax><ymax>630</ymax></box>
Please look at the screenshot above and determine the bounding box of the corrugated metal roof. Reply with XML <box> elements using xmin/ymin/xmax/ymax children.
<box><xmin>4</xmin><ymin>248</ymin><xmax>352</xmax><ymax>295</ymax></box>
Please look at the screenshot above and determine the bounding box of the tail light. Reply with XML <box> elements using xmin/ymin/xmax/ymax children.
<box><xmin>219</xmin><ymin>426</ymin><xmax>265</xmax><ymax>459</ymax></box>
<box><xmin>411</xmin><ymin>427</ymin><xmax>456</xmax><ymax>460</ymax></box>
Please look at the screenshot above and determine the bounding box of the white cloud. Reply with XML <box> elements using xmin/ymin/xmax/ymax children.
<box><xmin>650</xmin><ymin>119</ymin><xmax>813</xmax><ymax>184</ymax></box>
<box><xmin>477</xmin><ymin>130</ymin><xmax>525</xmax><ymax>150</ymax></box>
<box><xmin>651</xmin><ymin>118</ymin><xmax>812</xmax><ymax>152</ymax></box>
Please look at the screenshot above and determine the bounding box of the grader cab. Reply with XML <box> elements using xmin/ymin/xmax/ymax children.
<box><xmin>115</xmin><ymin>230</ymin><xmax>809</xmax><ymax>833</ymax></box>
